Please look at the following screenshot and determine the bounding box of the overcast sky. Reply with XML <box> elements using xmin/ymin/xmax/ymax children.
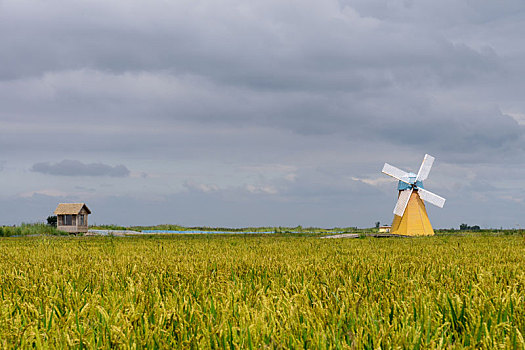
<box><xmin>1</xmin><ymin>0</ymin><xmax>524</xmax><ymax>228</ymax></box>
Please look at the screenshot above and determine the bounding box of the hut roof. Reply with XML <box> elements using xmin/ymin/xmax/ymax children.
<box><xmin>54</xmin><ymin>203</ymin><xmax>91</xmax><ymax>215</ymax></box>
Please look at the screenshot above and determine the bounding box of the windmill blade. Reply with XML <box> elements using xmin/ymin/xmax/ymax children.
<box><xmin>393</xmin><ymin>189</ymin><xmax>413</xmax><ymax>216</ymax></box>
<box><xmin>416</xmin><ymin>154</ymin><xmax>435</xmax><ymax>182</ymax></box>
<box><xmin>418</xmin><ymin>188</ymin><xmax>446</xmax><ymax>208</ymax></box>
<box><xmin>382</xmin><ymin>163</ymin><xmax>411</xmax><ymax>184</ymax></box>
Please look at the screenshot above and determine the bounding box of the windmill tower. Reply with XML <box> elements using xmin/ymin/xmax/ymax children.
<box><xmin>382</xmin><ymin>154</ymin><xmax>446</xmax><ymax>236</ymax></box>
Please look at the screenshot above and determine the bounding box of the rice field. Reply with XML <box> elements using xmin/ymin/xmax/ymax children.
<box><xmin>0</xmin><ymin>234</ymin><xmax>523</xmax><ymax>348</ymax></box>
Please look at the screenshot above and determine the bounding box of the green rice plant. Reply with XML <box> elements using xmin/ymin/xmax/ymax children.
<box><xmin>0</xmin><ymin>235</ymin><xmax>523</xmax><ymax>348</ymax></box>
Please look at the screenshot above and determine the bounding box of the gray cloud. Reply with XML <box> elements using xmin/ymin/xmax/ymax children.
<box><xmin>1</xmin><ymin>0</ymin><xmax>525</xmax><ymax>227</ymax></box>
<box><xmin>32</xmin><ymin>160</ymin><xmax>130</xmax><ymax>177</ymax></box>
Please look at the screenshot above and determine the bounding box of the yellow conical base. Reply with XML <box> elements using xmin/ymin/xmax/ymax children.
<box><xmin>391</xmin><ymin>191</ymin><xmax>435</xmax><ymax>236</ymax></box>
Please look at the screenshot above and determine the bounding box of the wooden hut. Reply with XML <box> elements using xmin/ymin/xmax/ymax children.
<box><xmin>54</xmin><ymin>203</ymin><xmax>91</xmax><ymax>234</ymax></box>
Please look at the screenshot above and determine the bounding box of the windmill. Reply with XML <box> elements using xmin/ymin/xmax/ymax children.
<box><xmin>382</xmin><ymin>154</ymin><xmax>445</xmax><ymax>236</ymax></box>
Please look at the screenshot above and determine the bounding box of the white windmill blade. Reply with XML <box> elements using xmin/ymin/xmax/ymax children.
<box><xmin>418</xmin><ymin>188</ymin><xmax>446</xmax><ymax>208</ymax></box>
<box><xmin>393</xmin><ymin>189</ymin><xmax>413</xmax><ymax>216</ymax></box>
<box><xmin>382</xmin><ymin>163</ymin><xmax>411</xmax><ymax>184</ymax></box>
<box><xmin>416</xmin><ymin>154</ymin><xmax>435</xmax><ymax>182</ymax></box>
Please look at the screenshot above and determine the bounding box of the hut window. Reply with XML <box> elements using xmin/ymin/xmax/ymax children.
<box><xmin>63</xmin><ymin>215</ymin><xmax>73</xmax><ymax>226</ymax></box>
<box><xmin>79</xmin><ymin>214</ymin><xmax>85</xmax><ymax>226</ymax></box>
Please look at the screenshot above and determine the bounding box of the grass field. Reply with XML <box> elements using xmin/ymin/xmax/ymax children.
<box><xmin>0</xmin><ymin>234</ymin><xmax>523</xmax><ymax>348</ymax></box>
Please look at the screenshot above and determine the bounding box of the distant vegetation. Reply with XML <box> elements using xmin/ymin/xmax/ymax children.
<box><xmin>90</xmin><ymin>224</ymin><xmax>525</xmax><ymax>237</ymax></box>
<box><xmin>0</xmin><ymin>223</ymin><xmax>65</xmax><ymax>237</ymax></box>
<box><xmin>1</xmin><ymin>221</ymin><xmax>524</xmax><ymax>238</ymax></box>
<box><xmin>459</xmin><ymin>223</ymin><xmax>481</xmax><ymax>231</ymax></box>
<box><xmin>46</xmin><ymin>215</ymin><xmax>57</xmax><ymax>227</ymax></box>
<box><xmin>90</xmin><ymin>224</ymin><xmax>364</xmax><ymax>235</ymax></box>
<box><xmin>437</xmin><ymin>228</ymin><xmax>524</xmax><ymax>236</ymax></box>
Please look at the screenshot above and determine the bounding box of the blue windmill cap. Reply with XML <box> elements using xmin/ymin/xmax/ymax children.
<box><xmin>397</xmin><ymin>172</ymin><xmax>424</xmax><ymax>190</ymax></box>
<box><xmin>398</xmin><ymin>180</ymin><xmax>424</xmax><ymax>190</ymax></box>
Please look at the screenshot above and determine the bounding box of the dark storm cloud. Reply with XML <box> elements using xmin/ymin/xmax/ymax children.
<box><xmin>1</xmin><ymin>0</ymin><xmax>522</xmax><ymax>154</ymax></box>
<box><xmin>0</xmin><ymin>0</ymin><xmax>504</xmax><ymax>90</ymax></box>
<box><xmin>2</xmin><ymin>70</ymin><xmax>522</xmax><ymax>161</ymax></box>
<box><xmin>32</xmin><ymin>160</ymin><xmax>130</xmax><ymax>177</ymax></box>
